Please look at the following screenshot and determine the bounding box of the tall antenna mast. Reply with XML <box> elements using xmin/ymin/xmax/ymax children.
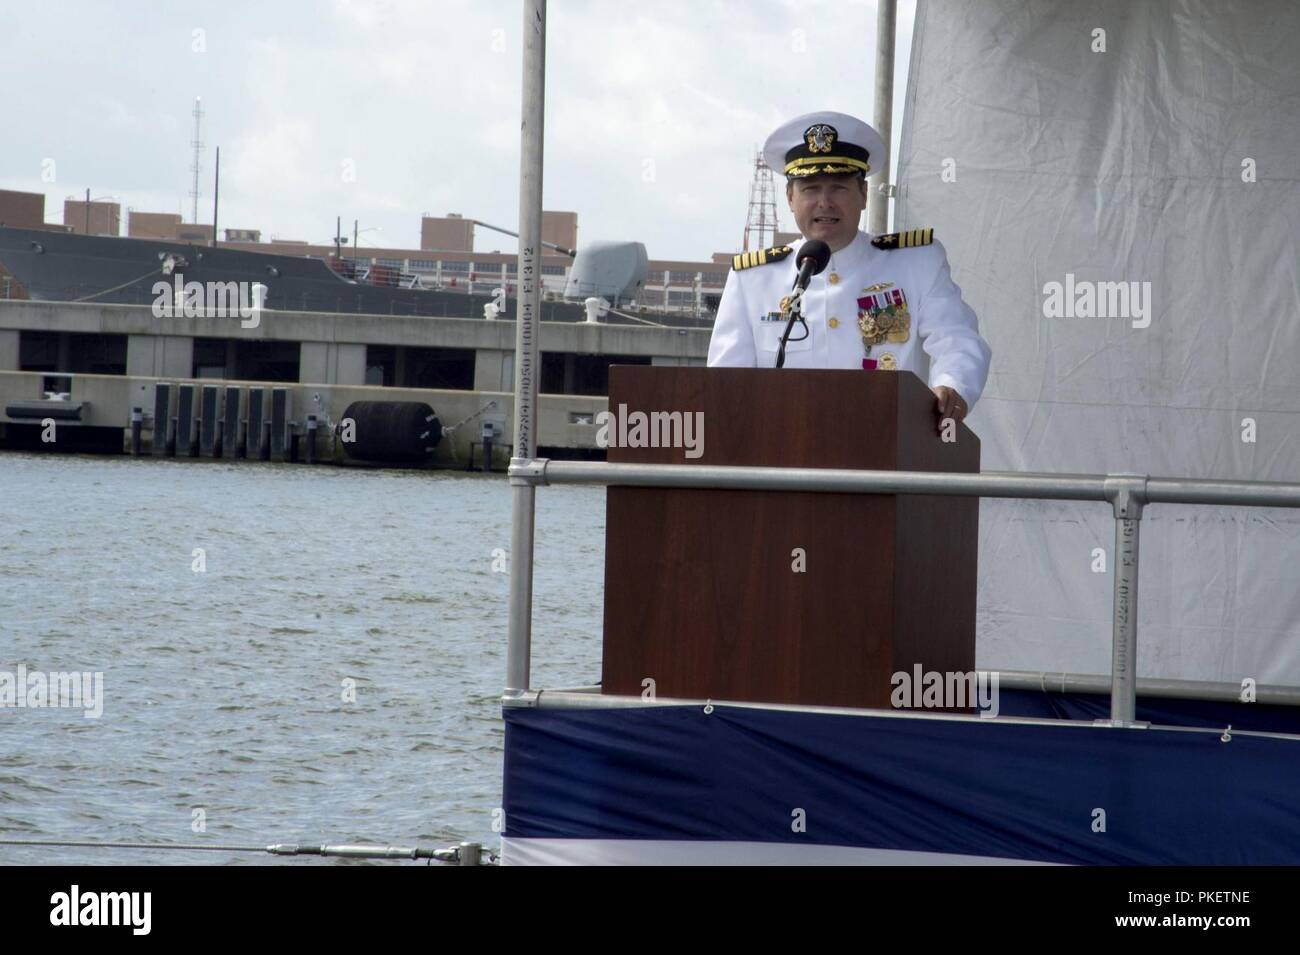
<box><xmin>742</xmin><ymin>150</ymin><xmax>780</xmax><ymax>251</ymax></box>
<box><xmin>189</xmin><ymin>97</ymin><xmax>205</xmax><ymax>223</ymax></box>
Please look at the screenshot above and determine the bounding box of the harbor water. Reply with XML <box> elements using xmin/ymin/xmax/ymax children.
<box><xmin>0</xmin><ymin>452</ymin><xmax>606</xmax><ymax>865</ymax></box>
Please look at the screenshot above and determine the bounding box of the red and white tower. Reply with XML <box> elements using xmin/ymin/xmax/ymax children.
<box><xmin>742</xmin><ymin>151</ymin><xmax>781</xmax><ymax>251</ymax></box>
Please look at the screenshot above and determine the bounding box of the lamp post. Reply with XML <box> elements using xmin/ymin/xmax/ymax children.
<box><xmin>351</xmin><ymin>223</ymin><xmax>381</xmax><ymax>272</ymax></box>
<box><xmin>353</xmin><ymin>222</ymin><xmax>381</xmax><ymax>256</ymax></box>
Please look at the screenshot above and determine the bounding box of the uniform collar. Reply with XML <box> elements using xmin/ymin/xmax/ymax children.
<box><xmin>822</xmin><ymin>230</ymin><xmax>871</xmax><ymax>276</ymax></box>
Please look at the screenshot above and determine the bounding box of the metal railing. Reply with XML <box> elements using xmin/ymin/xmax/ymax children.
<box><xmin>505</xmin><ymin>459</ymin><xmax>1300</xmax><ymax>724</ymax></box>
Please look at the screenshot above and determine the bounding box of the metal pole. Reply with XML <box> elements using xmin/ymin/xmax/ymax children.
<box><xmin>519</xmin><ymin>459</ymin><xmax>1300</xmax><ymax>509</ymax></box>
<box><xmin>523</xmin><ymin>460</ymin><xmax>1113</xmax><ymax>500</ymax></box>
<box><xmin>869</xmin><ymin>0</ymin><xmax>896</xmax><ymax>236</ymax></box>
<box><xmin>506</xmin><ymin>0</ymin><xmax>546</xmax><ymax>697</ymax></box>
<box><xmin>457</xmin><ymin>841</ymin><xmax>483</xmax><ymax>866</ymax></box>
<box><xmin>1110</xmin><ymin>515</ymin><xmax>1141</xmax><ymax>722</ymax></box>
<box><xmin>212</xmin><ymin>146</ymin><xmax>220</xmax><ymax>247</ymax></box>
<box><xmin>996</xmin><ymin>670</ymin><xmax>1300</xmax><ymax>707</ymax></box>
<box><xmin>84</xmin><ymin>187</ymin><xmax>90</xmax><ymax>234</ymax></box>
<box><xmin>1106</xmin><ymin>477</ymin><xmax>1145</xmax><ymax>723</ymax></box>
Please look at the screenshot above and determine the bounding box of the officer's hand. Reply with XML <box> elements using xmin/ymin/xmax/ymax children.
<box><xmin>931</xmin><ymin>386</ymin><xmax>967</xmax><ymax>431</ymax></box>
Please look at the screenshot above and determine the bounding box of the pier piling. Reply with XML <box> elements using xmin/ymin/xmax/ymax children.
<box><xmin>200</xmin><ymin>385</ymin><xmax>219</xmax><ymax>457</ymax></box>
<box><xmin>247</xmin><ymin>388</ymin><xmax>265</xmax><ymax>460</ymax></box>
<box><xmin>305</xmin><ymin>414</ymin><xmax>317</xmax><ymax>464</ymax></box>
<box><xmin>176</xmin><ymin>384</ymin><xmax>195</xmax><ymax>457</ymax></box>
<box><xmin>223</xmin><ymin>387</ymin><xmax>241</xmax><ymax>459</ymax></box>
<box><xmin>482</xmin><ymin>421</ymin><xmax>495</xmax><ymax>472</ymax></box>
<box><xmin>270</xmin><ymin>387</ymin><xmax>288</xmax><ymax>462</ymax></box>
<box><xmin>152</xmin><ymin>383</ymin><xmax>171</xmax><ymax>457</ymax></box>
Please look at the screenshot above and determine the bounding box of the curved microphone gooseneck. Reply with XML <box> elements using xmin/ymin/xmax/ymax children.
<box><xmin>776</xmin><ymin>240</ymin><xmax>832</xmax><ymax>369</ymax></box>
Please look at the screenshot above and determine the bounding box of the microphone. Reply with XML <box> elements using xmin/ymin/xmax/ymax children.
<box><xmin>776</xmin><ymin>240</ymin><xmax>832</xmax><ymax>368</ymax></box>
<box><xmin>792</xmin><ymin>239</ymin><xmax>832</xmax><ymax>293</ymax></box>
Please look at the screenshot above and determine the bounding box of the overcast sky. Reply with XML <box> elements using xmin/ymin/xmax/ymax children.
<box><xmin>0</xmin><ymin>0</ymin><xmax>914</xmax><ymax>262</ymax></box>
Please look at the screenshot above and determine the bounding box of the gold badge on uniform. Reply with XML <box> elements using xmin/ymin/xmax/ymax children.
<box><xmin>862</xmin><ymin>282</ymin><xmax>894</xmax><ymax>292</ymax></box>
<box><xmin>878</xmin><ymin>352</ymin><xmax>898</xmax><ymax>370</ymax></box>
<box><xmin>856</xmin><ymin>288</ymin><xmax>911</xmax><ymax>346</ymax></box>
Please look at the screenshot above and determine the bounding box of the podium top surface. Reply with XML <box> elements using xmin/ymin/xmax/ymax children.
<box><xmin>607</xmin><ymin>365</ymin><xmax>978</xmax><ymax>472</ymax></box>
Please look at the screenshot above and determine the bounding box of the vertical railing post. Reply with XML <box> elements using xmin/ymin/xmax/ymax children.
<box><xmin>506</xmin><ymin>0</ymin><xmax>547</xmax><ymax>698</ymax></box>
<box><xmin>869</xmin><ymin>0</ymin><xmax>897</xmax><ymax>236</ymax></box>
<box><xmin>1106</xmin><ymin>475</ymin><xmax>1147</xmax><ymax>723</ymax></box>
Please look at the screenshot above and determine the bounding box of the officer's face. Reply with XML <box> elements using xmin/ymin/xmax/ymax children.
<box><xmin>786</xmin><ymin>174</ymin><xmax>868</xmax><ymax>251</ymax></box>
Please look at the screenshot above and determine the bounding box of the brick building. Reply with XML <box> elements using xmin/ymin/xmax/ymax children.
<box><xmin>63</xmin><ymin>198</ymin><xmax>121</xmax><ymax>236</ymax></box>
<box><xmin>0</xmin><ymin>189</ymin><xmax>45</xmax><ymax>229</ymax></box>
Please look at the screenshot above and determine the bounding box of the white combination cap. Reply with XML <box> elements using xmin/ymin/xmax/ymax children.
<box><xmin>762</xmin><ymin>110</ymin><xmax>886</xmax><ymax>179</ymax></box>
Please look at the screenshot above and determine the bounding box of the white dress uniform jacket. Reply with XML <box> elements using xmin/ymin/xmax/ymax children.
<box><xmin>707</xmin><ymin>231</ymin><xmax>992</xmax><ymax>409</ymax></box>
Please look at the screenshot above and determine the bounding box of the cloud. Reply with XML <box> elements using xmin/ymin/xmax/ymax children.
<box><xmin>0</xmin><ymin>0</ymin><xmax>914</xmax><ymax>258</ymax></box>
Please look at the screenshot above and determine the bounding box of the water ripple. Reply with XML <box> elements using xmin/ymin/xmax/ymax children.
<box><xmin>0</xmin><ymin>452</ymin><xmax>605</xmax><ymax>864</ymax></box>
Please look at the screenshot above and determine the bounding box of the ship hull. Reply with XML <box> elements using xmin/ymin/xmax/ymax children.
<box><xmin>0</xmin><ymin>227</ymin><xmax>712</xmax><ymax>328</ymax></box>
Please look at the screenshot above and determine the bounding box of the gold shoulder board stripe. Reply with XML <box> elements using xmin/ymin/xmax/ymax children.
<box><xmin>871</xmin><ymin>228</ymin><xmax>935</xmax><ymax>250</ymax></box>
<box><xmin>730</xmin><ymin>245</ymin><xmax>795</xmax><ymax>271</ymax></box>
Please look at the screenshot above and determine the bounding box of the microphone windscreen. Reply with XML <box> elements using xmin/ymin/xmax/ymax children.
<box><xmin>796</xmin><ymin>239</ymin><xmax>832</xmax><ymax>274</ymax></box>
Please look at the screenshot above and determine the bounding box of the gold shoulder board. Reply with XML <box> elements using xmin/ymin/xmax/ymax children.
<box><xmin>870</xmin><ymin>228</ymin><xmax>934</xmax><ymax>250</ymax></box>
<box><xmin>731</xmin><ymin>245</ymin><xmax>794</xmax><ymax>271</ymax></box>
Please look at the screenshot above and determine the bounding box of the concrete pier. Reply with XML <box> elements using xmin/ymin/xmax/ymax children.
<box><xmin>3</xmin><ymin>367</ymin><xmax>614</xmax><ymax>466</ymax></box>
<box><xmin>0</xmin><ymin>297</ymin><xmax>677</xmax><ymax>465</ymax></box>
<box><xmin>0</xmin><ymin>298</ymin><xmax>706</xmax><ymax>389</ymax></box>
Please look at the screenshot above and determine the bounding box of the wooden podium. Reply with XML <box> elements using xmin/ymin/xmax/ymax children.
<box><xmin>601</xmin><ymin>366</ymin><xmax>979</xmax><ymax>709</ymax></box>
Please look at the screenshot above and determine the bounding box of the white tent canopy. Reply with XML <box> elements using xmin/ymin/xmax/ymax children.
<box><xmin>897</xmin><ymin>0</ymin><xmax>1300</xmax><ymax>683</ymax></box>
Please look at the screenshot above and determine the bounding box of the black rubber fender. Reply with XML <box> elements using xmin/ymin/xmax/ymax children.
<box><xmin>337</xmin><ymin>401</ymin><xmax>442</xmax><ymax>462</ymax></box>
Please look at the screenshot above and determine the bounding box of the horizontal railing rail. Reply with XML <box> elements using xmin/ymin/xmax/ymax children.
<box><xmin>506</xmin><ymin>457</ymin><xmax>1300</xmax><ymax>724</ymax></box>
<box><xmin>510</xmin><ymin>460</ymin><xmax>1300</xmax><ymax>507</ymax></box>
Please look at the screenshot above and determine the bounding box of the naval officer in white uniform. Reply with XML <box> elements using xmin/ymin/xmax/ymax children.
<box><xmin>708</xmin><ymin>111</ymin><xmax>991</xmax><ymax>428</ymax></box>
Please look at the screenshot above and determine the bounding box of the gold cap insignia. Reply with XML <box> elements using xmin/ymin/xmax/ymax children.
<box><xmin>804</xmin><ymin>123</ymin><xmax>837</xmax><ymax>154</ymax></box>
